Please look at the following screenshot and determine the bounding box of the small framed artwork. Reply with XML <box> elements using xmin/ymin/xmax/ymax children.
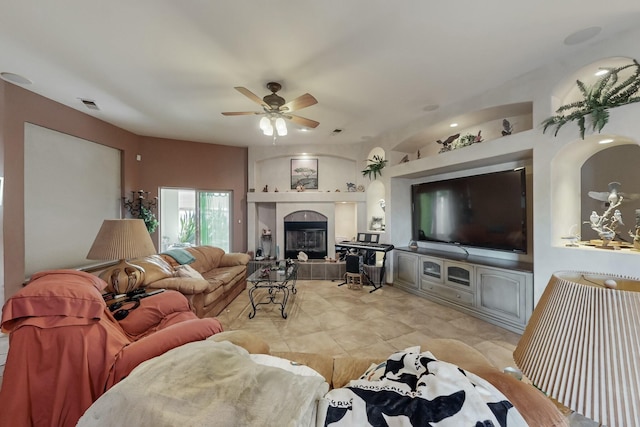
<box><xmin>291</xmin><ymin>158</ymin><xmax>318</xmax><ymax>190</ymax></box>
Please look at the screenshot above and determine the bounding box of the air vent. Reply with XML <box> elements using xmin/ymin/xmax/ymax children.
<box><xmin>80</xmin><ymin>99</ymin><xmax>100</xmax><ymax>110</ymax></box>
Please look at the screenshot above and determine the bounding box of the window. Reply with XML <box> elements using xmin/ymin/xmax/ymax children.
<box><xmin>160</xmin><ymin>188</ymin><xmax>232</xmax><ymax>252</ymax></box>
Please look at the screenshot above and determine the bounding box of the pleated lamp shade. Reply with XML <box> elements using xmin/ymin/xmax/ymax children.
<box><xmin>87</xmin><ymin>219</ymin><xmax>156</xmax><ymax>293</ymax></box>
<box><xmin>513</xmin><ymin>271</ymin><xmax>640</xmax><ymax>427</ymax></box>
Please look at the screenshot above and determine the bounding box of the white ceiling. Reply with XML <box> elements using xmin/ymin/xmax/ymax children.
<box><xmin>1</xmin><ymin>1</ymin><xmax>639</xmax><ymax>148</ymax></box>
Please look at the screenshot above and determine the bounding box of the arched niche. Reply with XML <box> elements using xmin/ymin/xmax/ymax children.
<box><xmin>551</xmin><ymin>134</ymin><xmax>639</xmax><ymax>245</ymax></box>
<box><xmin>580</xmin><ymin>144</ymin><xmax>640</xmax><ymax>242</ymax></box>
<box><xmin>549</xmin><ymin>56</ymin><xmax>640</xmax><ymax>246</ymax></box>
<box><xmin>365</xmin><ymin>147</ymin><xmax>386</xmax><ymax>231</ymax></box>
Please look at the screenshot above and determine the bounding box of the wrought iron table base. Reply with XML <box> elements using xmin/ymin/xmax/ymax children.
<box><xmin>248</xmin><ymin>281</ymin><xmax>297</xmax><ymax>319</ymax></box>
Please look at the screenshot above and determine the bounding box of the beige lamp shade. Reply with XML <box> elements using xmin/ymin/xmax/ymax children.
<box><xmin>87</xmin><ymin>219</ymin><xmax>157</xmax><ymax>293</ymax></box>
<box><xmin>514</xmin><ymin>271</ymin><xmax>640</xmax><ymax>427</ymax></box>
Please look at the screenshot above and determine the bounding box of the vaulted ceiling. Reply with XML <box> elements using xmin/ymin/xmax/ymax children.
<box><xmin>1</xmin><ymin>1</ymin><xmax>639</xmax><ymax>147</ymax></box>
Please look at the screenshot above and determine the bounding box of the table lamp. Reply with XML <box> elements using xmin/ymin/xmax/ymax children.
<box><xmin>513</xmin><ymin>271</ymin><xmax>640</xmax><ymax>427</ymax></box>
<box><xmin>87</xmin><ymin>219</ymin><xmax>157</xmax><ymax>294</ymax></box>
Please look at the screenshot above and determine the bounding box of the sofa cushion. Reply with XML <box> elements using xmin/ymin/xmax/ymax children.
<box><xmin>203</xmin><ymin>265</ymin><xmax>246</xmax><ymax>285</ymax></box>
<box><xmin>185</xmin><ymin>246</ymin><xmax>225</xmax><ymax>273</ymax></box>
<box><xmin>220</xmin><ymin>252</ymin><xmax>251</xmax><ymax>267</ymax></box>
<box><xmin>135</xmin><ymin>255</ymin><xmax>175</xmax><ymax>285</ymax></box>
<box><xmin>175</xmin><ymin>264</ymin><xmax>205</xmax><ymax>280</ymax></box>
<box><xmin>117</xmin><ymin>290</ymin><xmax>194</xmax><ymax>338</ymax></box>
<box><xmin>161</xmin><ymin>248</ymin><xmax>196</xmax><ymax>265</ymax></box>
<box><xmin>146</xmin><ymin>277</ymin><xmax>211</xmax><ymax>295</ymax></box>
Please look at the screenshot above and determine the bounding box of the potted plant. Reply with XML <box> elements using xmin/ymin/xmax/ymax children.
<box><xmin>361</xmin><ymin>155</ymin><xmax>388</xmax><ymax>180</ymax></box>
<box><xmin>139</xmin><ymin>205</ymin><xmax>159</xmax><ymax>233</ymax></box>
<box><xmin>542</xmin><ymin>59</ymin><xmax>640</xmax><ymax>139</ymax></box>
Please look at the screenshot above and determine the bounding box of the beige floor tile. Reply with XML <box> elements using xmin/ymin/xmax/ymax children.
<box><xmin>226</xmin><ymin>280</ymin><xmax>527</xmax><ymax>365</ymax></box>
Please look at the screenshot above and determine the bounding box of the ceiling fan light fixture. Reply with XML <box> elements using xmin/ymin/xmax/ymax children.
<box><xmin>275</xmin><ymin>117</ymin><xmax>287</xmax><ymax>136</ymax></box>
<box><xmin>259</xmin><ymin>116</ymin><xmax>270</xmax><ymax>132</ymax></box>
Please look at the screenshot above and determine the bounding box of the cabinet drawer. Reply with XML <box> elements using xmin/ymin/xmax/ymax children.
<box><xmin>421</xmin><ymin>280</ymin><xmax>474</xmax><ymax>306</ymax></box>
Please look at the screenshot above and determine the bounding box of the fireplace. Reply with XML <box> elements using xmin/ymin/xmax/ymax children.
<box><xmin>284</xmin><ymin>211</ymin><xmax>328</xmax><ymax>259</ymax></box>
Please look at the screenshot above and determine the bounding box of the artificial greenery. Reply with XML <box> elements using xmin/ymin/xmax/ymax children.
<box><xmin>139</xmin><ymin>205</ymin><xmax>159</xmax><ymax>233</ymax></box>
<box><xmin>541</xmin><ymin>59</ymin><xmax>640</xmax><ymax>139</ymax></box>
<box><xmin>361</xmin><ymin>155</ymin><xmax>388</xmax><ymax>180</ymax></box>
<box><xmin>179</xmin><ymin>211</ymin><xmax>196</xmax><ymax>243</ymax></box>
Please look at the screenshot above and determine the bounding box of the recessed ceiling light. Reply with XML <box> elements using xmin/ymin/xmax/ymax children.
<box><xmin>449</xmin><ymin>123</ymin><xmax>458</xmax><ymax>128</ymax></box>
<box><xmin>563</xmin><ymin>26</ymin><xmax>601</xmax><ymax>46</ymax></box>
<box><xmin>0</xmin><ymin>72</ymin><xmax>32</xmax><ymax>85</ymax></box>
<box><xmin>595</xmin><ymin>69</ymin><xmax>609</xmax><ymax>76</ymax></box>
<box><xmin>598</xmin><ymin>138</ymin><xmax>614</xmax><ymax>144</ymax></box>
<box><xmin>300</xmin><ymin>128</ymin><xmax>309</xmax><ymax>132</ymax></box>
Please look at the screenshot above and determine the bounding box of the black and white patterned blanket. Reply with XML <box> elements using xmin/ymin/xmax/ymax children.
<box><xmin>317</xmin><ymin>347</ymin><xmax>527</xmax><ymax>427</ymax></box>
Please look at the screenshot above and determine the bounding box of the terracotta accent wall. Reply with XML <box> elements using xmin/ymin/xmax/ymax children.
<box><xmin>137</xmin><ymin>136</ymin><xmax>247</xmax><ymax>252</ymax></box>
<box><xmin>0</xmin><ymin>82</ymin><xmax>248</xmax><ymax>302</ymax></box>
<box><xmin>0</xmin><ymin>82</ymin><xmax>141</xmax><ymax>300</ymax></box>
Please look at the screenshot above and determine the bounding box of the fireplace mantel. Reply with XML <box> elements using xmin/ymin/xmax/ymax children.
<box><xmin>248</xmin><ymin>191</ymin><xmax>365</xmax><ymax>203</ymax></box>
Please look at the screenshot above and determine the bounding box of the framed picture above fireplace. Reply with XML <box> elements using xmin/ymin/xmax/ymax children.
<box><xmin>291</xmin><ymin>158</ymin><xmax>319</xmax><ymax>190</ymax></box>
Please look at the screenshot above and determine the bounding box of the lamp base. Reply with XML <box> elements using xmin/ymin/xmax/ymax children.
<box><xmin>99</xmin><ymin>259</ymin><xmax>146</xmax><ymax>294</ymax></box>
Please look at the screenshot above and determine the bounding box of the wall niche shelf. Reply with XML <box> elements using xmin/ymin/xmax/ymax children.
<box><xmin>389</xmin><ymin>128</ymin><xmax>533</xmax><ymax>180</ymax></box>
<box><xmin>393</xmin><ymin>101</ymin><xmax>533</xmax><ymax>158</ymax></box>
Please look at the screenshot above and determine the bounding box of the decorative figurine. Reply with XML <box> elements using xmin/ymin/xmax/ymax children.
<box><xmin>262</xmin><ymin>185</ymin><xmax>268</xmax><ymax>192</ymax></box>
<box><xmin>502</xmin><ymin>119</ymin><xmax>513</xmax><ymax>136</ymax></box>
<box><xmin>437</xmin><ymin>133</ymin><xmax>460</xmax><ymax>153</ymax></box>
<box><xmin>585</xmin><ymin>182</ymin><xmax>635</xmax><ymax>247</ymax></box>
<box><xmin>346</xmin><ymin>182</ymin><xmax>356</xmax><ymax>192</ymax></box>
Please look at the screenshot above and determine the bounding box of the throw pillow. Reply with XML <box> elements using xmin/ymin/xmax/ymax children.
<box><xmin>174</xmin><ymin>264</ymin><xmax>205</xmax><ymax>280</ymax></box>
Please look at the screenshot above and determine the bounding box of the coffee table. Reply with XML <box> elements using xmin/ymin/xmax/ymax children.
<box><xmin>247</xmin><ymin>260</ymin><xmax>298</xmax><ymax>319</ymax></box>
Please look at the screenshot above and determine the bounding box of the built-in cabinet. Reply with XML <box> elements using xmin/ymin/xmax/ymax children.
<box><xmin>394</xmin><ymin>248</ymin><xmax>533</xmax><ymax>333</ymax></box>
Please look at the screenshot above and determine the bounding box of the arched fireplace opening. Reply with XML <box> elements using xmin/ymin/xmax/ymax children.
<box><xmin>284</xmin><ymin>211</ymin><xmax>328</xmax><ymax>259</ymax></box>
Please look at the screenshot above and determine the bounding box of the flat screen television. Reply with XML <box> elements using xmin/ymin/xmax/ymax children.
<box><xmin>411</xmin><ymin>168</ymin><xmax>527</xmax><ymax>253</ymax></box>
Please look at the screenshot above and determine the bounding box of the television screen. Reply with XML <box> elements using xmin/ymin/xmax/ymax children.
<box><xmin>411</xmin><ymin>168</ymin><xmax>527</xmax><ymax>253</ymax></box>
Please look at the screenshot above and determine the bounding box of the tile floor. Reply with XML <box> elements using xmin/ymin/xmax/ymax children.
<box><xmin>216</xmin><ymin>279</ymin><xmax>523</xmax><ymax>371</ymax></box>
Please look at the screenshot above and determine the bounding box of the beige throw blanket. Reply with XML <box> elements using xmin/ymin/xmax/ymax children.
<box><xmin>78</xmin><ymin>340</ymin><xmax>329</xmax><ymax>427</ymax></box>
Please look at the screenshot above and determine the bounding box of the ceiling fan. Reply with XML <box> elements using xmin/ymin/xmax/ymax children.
<box><xmin>222</xmin><ymin>82</ymin><xmax>319</xmax><ymax>136</ymax></box>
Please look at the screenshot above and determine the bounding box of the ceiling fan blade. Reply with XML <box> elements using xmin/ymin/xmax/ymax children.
<box><xmin>287</xmin><ymin>114</ymin><xmax>320</xmax><ymax>129</ymax></box>
<box><xmin>234</xmin><ymin>87</ymin><xmax>270</xmax><ymax>108</ymax></box>
<box><xmin>280</xmin><ymin>93</ymin><xmax>317</xmax><ymax>112</ymax></box>
<box><xmin>221</xmin><ymin>111</ymin><xmax>261</xmax><ymax>116</ymax></box>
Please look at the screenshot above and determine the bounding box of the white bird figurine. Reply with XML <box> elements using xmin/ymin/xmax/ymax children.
<box><xmin>613</xmin><ymin>209</ymin><xmax>624</xmax><ymax>225</ymax></box>
<box><xmin>590</xmin><ymin>211</ymin><xmax>600</xmax><ymax>225</ymax></box>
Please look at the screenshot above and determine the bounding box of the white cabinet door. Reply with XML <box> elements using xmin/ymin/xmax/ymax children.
<box><xmin>444</xmin><ymin>260</ymin><xmax>474</xmax><ymax>292</ymax></box>
<box><xmin>476</xmin><ymin>266</ymin><xmax>532</xmax><ymax>326</ymax></box>
<box><xmin>419</xmin><ymin>256</ymin><xmax>443</xmax><ymax>284</ymax></box>
<box><xmin>394</xmin><ymin>251</ymin><xmax>419</xmax><ymax>290</ymax></box>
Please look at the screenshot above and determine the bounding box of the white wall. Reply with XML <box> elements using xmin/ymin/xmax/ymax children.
<box><xmin>247</xmin><ymin>27</ymin><xmax>640</xmax><ymax>302</ymax></box>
